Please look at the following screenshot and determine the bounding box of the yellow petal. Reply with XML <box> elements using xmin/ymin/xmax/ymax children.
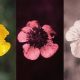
<box><xmin>0</xmin><ymin>38</ymin><xmax>6</xmax><ymax>44</ymax></box>
<box><xmin>0</xmin><ymin>41</ymin><xmax>11</xmax><ymax>56</ymax></box>
<box><xmin>0</xmin><ymin>24</ymin><xmax>9</xmax><ymax>39</ymax></box>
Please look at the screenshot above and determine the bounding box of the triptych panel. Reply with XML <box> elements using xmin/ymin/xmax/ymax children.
<box><xmin>0</xmin><ymin>0</ymin><xmax>80</xmax><ymax>80</ymax></box>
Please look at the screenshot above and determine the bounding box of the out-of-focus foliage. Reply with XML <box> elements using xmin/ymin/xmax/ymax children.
<box><xmin>0</xmin><ymin>0</ymin><xmax>16</xmax><ymax>80</ymax></box>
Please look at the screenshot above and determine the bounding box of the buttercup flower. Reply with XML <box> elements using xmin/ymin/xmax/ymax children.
<box><xmin>66</xmin><ymin>20</ymin><xmax>80</xmax><ymax>58</ymax></box>
<box><xmin>17</xmin><ymin>20</ymin><xmax>59</xmax><ymax>60</ymax></box>
<box><xmin>0</xmin><ymin>24</ymin><xmax>11</xmax><ymax>56</ymax></box>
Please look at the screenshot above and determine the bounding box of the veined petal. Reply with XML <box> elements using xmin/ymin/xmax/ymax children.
<box><xmin>66</xmin><ymin>20</ymin><xmax>80</xmax><ymax>41</ymax></box>
<box><xmin>0</xmin><ymin>24</ymin><xmax>9</xmax><ymax>39</ymax></box>
<box><xmin>40</xmin><ymin>40</ymin><xmax>59</xmax><ymax>58</ymax></box>
<box><xmin>17</xmin><ymin>31</ymin><xmax>29</xmax><ymax>42</ymax></box>
<box><xmin>66</xmin><ymin>26</ymin><xmax>80</xmax><ymax>41</ymax></box>
<box><xmin>23</xmin><ymin>46</ymin><xmax>40</xmax><ymax>60</ymax></box>
<box><xmin>0</xmin><ymin>41</ymin><xmax>11</xmax><ymax>56</ymax></box>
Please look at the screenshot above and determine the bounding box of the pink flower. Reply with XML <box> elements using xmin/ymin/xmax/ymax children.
<box><xmin>17</xmin><ymin>20</ymin><xmax>59</xmax><ymax>60</ymax></box>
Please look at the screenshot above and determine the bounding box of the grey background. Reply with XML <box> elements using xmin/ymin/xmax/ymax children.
<box><xmin>64</xmin><ymin>0</ymin><xmax>80</xmax><ymax>80</ymax></box>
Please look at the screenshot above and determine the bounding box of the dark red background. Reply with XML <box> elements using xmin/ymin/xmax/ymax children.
<box><xmin>16</xmin><ymin>0</ymin><xmax>63</xmax><ymax>80</ymax></box>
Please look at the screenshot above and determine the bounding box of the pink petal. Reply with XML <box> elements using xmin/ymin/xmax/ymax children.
<box><xmin>17</xmin><ymin>31</ymin><xmax>29</xmax><ymax>42</ymax></box>
<box><xmin>22</xmin><ymin>26</ymin><xmax>32</xmax><ymax>33</ymax></box>
<box><xmin>48</xmin><ymin>34</ymin><xmax>53</xmax><ymax>39</ymax></box>
<box><xmin>42</xmin><ymin>25</ymin><xmax>56</xmax><ymax>34</ymax></box>
<box><xmin>26</xmin><ymin>20</ymin><xmax>38</xmax><ymax>28</ymax></box>
<box><xmin>23</xmin><ymin>43</ymin><xmax>30</xmax><ymax>53</ymax></box>
<box><xmin>23</xmin><ymin>46</ymin><xmax>40</xmax><ymax>60</ymax></box>
<box><xmin>42</xmin><ymin>25</ymin><xmax>56</xmax><ymax>39</ymax></box>
<box><xmin>40</xmin><ymin>40</ymin><xmax>59</xmax><ymax>58</ymax></box>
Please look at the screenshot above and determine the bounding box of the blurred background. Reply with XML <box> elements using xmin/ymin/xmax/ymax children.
<box><xmin>0</xmin><ymin>0</ymin><xmax>16</xmax><ymax>80</ymax></box>
<box><xmin>64</xmin><ymin>0</ymin><xmax>80</xmax><ymax>80</ymax></box>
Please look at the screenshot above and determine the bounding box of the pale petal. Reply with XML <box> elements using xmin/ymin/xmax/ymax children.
<box><xmin>73</xmin><ymin>20</ymin><xmax>80</xmax><ymax>28</ymax></box>
<box><xmin>70</xmin><ymin>39</ymin><xmax>80</xmax><ymax>58</ymax></box>
<box><xmin>24</xmin><ymin>46</ymin><xmax>40</xmax><ymax>60</ymax></box>
<box><xmin>17</xmin><ymin>31</ymin><xmax>29</xmax><ymax>42</ymax></box>
<box><xmin>26</xmin><ymin>20</ymin><xmax>38</xmax><ymax>28</ymax></box>
<box><xmin>66</xmin><ymin>20</ymin><xmax>80</xmax><ymax>41</ymax></box>
<box><xmin>66</xmin><ymin>26</ymin><xmax>80</xmax><ymax>41</ymax></box>
<box><xmin>40</xmin><ymin>40</ymin><xmax>59</xmax><ymax>58</ymax></box>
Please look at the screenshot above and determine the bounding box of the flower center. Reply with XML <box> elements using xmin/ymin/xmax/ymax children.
<box><xmin>28</xmin><ymin>27</ymin><xmax>48</xmax><ymax>48</ymax></box>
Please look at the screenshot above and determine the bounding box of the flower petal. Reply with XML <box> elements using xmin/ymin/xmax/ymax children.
<box><xmin>0</xmin><ymin>41</ymin><xmax>11</xmax><ymax>56</ymax></box>
<box><xmin>17</xmin><ymin>31</ymin><xmax>29</xmax><ymax>42</ymax></box>
<box><xmin>22</xmin><ymin>26</ymin><xmax>32</xmax><ymax>33</ymax></box>
<box><xmin>23</xmin><ymin>46</ymin><xmax>40</xmax><ymax>60</ymax></box>
<box><xmin>0</xmin><ymin>38</ymin><xmax>6</xmax><ymax>44</ymax></box>
<box><xmin>73</xmin><ymin>20</ymin><xmax>80</xmax><ymax>28</ymax></box>
<box><xmin>23</xmin><ymin>43</ymin><xmax>30</xmax><ymax>53</ymax></box>
<box><xmin>42</xmin><ymin>25</ymin><xmax>56</xmax><ymax>39</ymax></box>
<box><xmin>66</xmin><ymin>20</ymin><xmax>80</xmax><ymax>41</ymax></box>
<box><xmin>42</xmin><ymin>25</ymin><xmax>55</xmax><ymax>34</ymax></box>
<box><xmin>26</xmin><ymin>20</ymin><xmax>38</xmax><ymax>28</ymax></box>
<box><xmin>70</xmin><ymin>39</ymin><xmax>80</xmax><ymax>58</ymax></box>
<box><xmin>0</xmin><ymin>24</ymin><xmax>9</xmax><ymax>39</ymax></box>
<box><xmin>40</xmin><ymin>40</ymin><xmax>59</xmax><ymax>58</ymax></box>
<box><xmin>66</xmin><ymin>26</ymin><xmax>80</xmax><ymax>41</ymax></box>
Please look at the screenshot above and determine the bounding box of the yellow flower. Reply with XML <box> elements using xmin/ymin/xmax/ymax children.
<box><xmin>0</xmin><ymin>24</ymin><xmax>11</xmax><ymax>56</ymax></box>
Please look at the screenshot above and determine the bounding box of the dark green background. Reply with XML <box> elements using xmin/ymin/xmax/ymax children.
<box><xmin>0</xmin><ymin>0</ymin><xmax>16</xmax><ymax>80</ymax></box>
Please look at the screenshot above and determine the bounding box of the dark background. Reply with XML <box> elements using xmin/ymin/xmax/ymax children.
<box><xmin>16</xmin><ymin>0</ymin><xmax>63</xmax><ymax>80</ymax></box>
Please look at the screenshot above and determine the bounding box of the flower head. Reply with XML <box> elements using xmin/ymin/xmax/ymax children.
<box><xmin>66</xmin><ymin>20</ymin><xmax>80</xmax><ymax>58</ymax></box>
<box><xmin>17</xmin><ymin>20</ymin><xmax>59</xmax><ymax>60</ymax></box>
<box><xmin>0</xmin><ymin>24</ymin><xmax>11</xmax><ymax>56</ymax></box>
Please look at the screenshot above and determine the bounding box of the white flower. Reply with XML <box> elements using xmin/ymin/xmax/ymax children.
<box><xmin>65</xmin><ymin>20</ymin><xmax>80</xmax><ymax>58</ymax></box>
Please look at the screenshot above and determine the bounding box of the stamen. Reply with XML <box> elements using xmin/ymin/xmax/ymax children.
<box><xmin>28</xmin><ymin>27</ymin><xmax>48</xmax><ymax>48</ymax></box>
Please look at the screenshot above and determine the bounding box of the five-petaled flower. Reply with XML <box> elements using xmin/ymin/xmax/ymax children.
<box><xmin>0</xmin><ymin>24</ymin><xmax>11</xmax><ymax>56</ymax></box>
<box><xmin>66</xmin><ymin>20</ymin><xmax>80</xmax><ymax>58</ymax></box>
<box><xmin>17</xmin><ymin>20</ymin><xmax>59</xmax><ymax>60</ymax></box>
